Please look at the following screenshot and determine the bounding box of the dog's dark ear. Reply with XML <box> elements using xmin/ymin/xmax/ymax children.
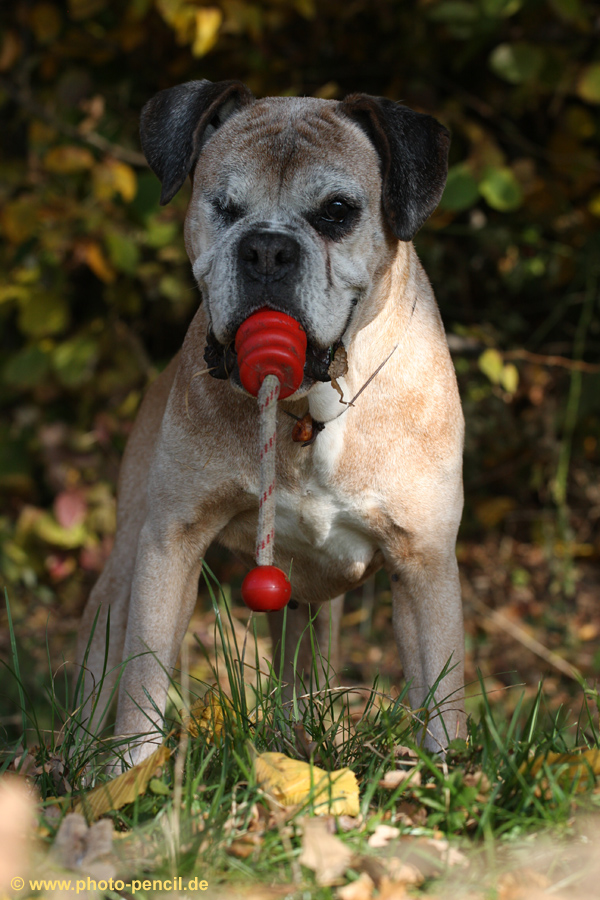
<box><xmin>339</xmin><ymin>94</ymin><xmax>450</xmax><ymax>241</ymax></box>
<box><xmin>140</xmin><ymin>79</ymin><xmax>255</xmax><ymax>205</ymax></box>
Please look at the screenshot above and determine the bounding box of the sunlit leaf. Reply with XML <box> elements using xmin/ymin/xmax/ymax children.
<box><xmin>478</xmin><ymin>348</ymin><xmax>504</xmax><ymax>384</ymax></box>
<box><xmin>254</xmin><ymin>751</ymin><xmax>359</xmax><ymax>816</ymax></box>
<box><xmin>73</xmin><ymin>745</ymin><xmax>170</xmax><ymax>821</ymax></box>
<box><xmin>182</xmin><ymin>688</ymin><xmax>233</xmax><ymax>741</ymax></box>
<box><xmin>479</xmin><ymin>166</ymin><xmax>523</xmax><ymax>211</ymax></box>
<box><xmin>577</xmin><ymin>63</ymin><xmax>600</xmax><ymax>104</ymax></box>
<box><xmin>501</xmin><ymin>362</ymin><xmax>519</xmax><ymax>394</ymax></box>
<box><xmin>192</xmin><ymin>7</ymin><xmax>222</xmax><ymax>56</ymax></box>
<box><xmin>75</xmin><ymin>241</ymin><xmax>116</xmax><ymax>283</ymax></box>
<box><xmin>93</xmin><ymin>159</ymin><xmax>137</xmax><ymax>202</ymax></box>
<box><xmin>489</xmin><ymin>42</ymin><xmax>544</xmax><ymax>84</ymax></box>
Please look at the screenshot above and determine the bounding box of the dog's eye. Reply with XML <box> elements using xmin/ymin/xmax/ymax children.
<box><xmin>213</xmin><ymin>199</ymin><xmax>244</xmax><ymax>224</ymax></box>
<box><xmin>321</xmin><ymin>199</ymin><xmax>351</xmax><ymax>223</ymax></box>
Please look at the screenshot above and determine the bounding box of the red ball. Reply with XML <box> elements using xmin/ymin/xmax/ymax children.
<box><xmin>241</xmin><ymin>565</ymin><xmax>291</xmax><ymax>612</ymax></box>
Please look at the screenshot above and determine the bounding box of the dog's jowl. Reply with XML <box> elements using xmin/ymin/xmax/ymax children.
<box><xmin>77</xmin><ymin>80</ymin><xmax>466</xmax><ymax>762</ymax></box>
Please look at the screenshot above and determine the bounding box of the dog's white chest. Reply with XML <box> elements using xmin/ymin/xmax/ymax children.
<box><xmin>275</xmin><ymin>394</ymin><xmax>377</xmax><ymax>575</ymax></box>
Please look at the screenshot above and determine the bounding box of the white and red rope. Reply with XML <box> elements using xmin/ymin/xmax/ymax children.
<box><xmin>256</xmin><ymin>373</ymin><xmax>280</xmax><ymax>565</ymax></box>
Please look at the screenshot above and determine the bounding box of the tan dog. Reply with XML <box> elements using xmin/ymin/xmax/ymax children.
<box><xmin>77</xmin><ymin>80</ymin><xmax>466</xmax><ymax>762</ymax></box>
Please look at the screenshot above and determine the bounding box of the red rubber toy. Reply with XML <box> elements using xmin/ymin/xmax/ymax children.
<box><xmin>235</xmin><ymin>310</ymin><xmax>307</xmax><ymax>398</ymax></box>
<box><xmin>241</xmin><ymin>565</ymin><xmax>292</xmax><ymax>612</ymax></box>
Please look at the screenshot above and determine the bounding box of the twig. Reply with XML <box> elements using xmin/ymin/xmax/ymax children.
<box><xmin>1</xmin><ymin>76</ymin><xmax>147</xmax><ymax>167</ymax></box>
<box><xmin>469</xmin><ymin>594</ymin><xmax>581</xmax><ymax>683</ymax></box>
<box><xmin>503</xmin><ymin>348</ymin><xmax>600</xmax><ymax>375</ymax></box>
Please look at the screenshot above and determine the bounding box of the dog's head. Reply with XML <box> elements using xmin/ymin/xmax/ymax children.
<box><xmin>140</xmin><ymin>79</ymin><xmax>449</xmax><ymax>395</ymax></box>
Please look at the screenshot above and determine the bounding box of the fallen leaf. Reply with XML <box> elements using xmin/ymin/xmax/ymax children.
<box><xmin>328</xmin><ymin>344</ymin><xmax>348</xmax><ymax>403</ymax></box>
<box><xmin>367</xmin><ymin>824</ymin><xmax>400</xmax><ymax>849</ymax></box>
<box><xmin>182</xmin><ymin>688</ymin><xmax>233</xmax><ymax>742</ymax></box>
<box><xmin>383</xmin><ymin>859</ymin><xmax>424</xmax><ymax>886</ymax></box>
<box><xmin>337</xmin><ymin>872</ymin><xmax>374</xmax><ymax>900</ymax></box>
<box><xmin>254</xmin><ymin>751</ymin><xmax>359</xmax><ymax>816</ymax></box>
<box><xmin>73</xmin><ymin>744</ymin><xmax>169</xmax><ymax>821</ymax></box>
<box><xmin>524</xmin><ymin>747</ymin><xmax>600</xmax><ymax>790</ymax></box>
<box><xmin>299</xmin><ymin>817</ymin><xmax>352</xmax><ymax>886</ymax></box>
<box><xmin>378</xmin><ymin>769</ymin><xmax>421</xmax><ymax>790</ymax></box>
<box><xmin>377</xmin><ymin>876</ymin><xmax>411</xmax><ymax>899</ymax></box>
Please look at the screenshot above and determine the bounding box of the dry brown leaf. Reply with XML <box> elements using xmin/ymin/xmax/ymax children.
<box><xmin>378</xmin><ymin>769</ymin><xmax>421</xmax><ymax>790</ymax></box>
<box><xmin>299</xmin><ymin>817</ymin><xmax>353</xmax><ymax>886</ymax></box>
<box><xmin>254</xmin><ymin>751</ymin><xmax>359</xmax><ymax>816</ymax></box>
<box><xmin>73</xmin><ymin>744</ymin><xmax>169</xmax><ymax>821</ymax></box>
<box><xmin>383</xmin><ymin>858</ymin><xmax>424</xmax><ymax>886</ymax></box>
<box><xmin>328</xmin><ymin>344</ymin><xmax>349</xmax><ymax>403</ymax></box>
<box><xmin>377</xmin><ymin>877</ymin><xmax>410</xmax><ymax>900</ymax></box>
<box><xmin>367</xmin><ymin>824</ymin><xmax>400</xmax><ymax>849</ymax></box>
<box><xmin>337</xmin><ymin>872</ymin><xmax>375</xmax><ymax>900</ymax></box>
<box><xmin>182</xmin><ymin>688</ymin><xmax>233</xmax><ymax>741</ymax></box>
<box><xmin>0</xmin><ymin>776</ymin><xmax>36</xmax><ymax>893</ymax></box>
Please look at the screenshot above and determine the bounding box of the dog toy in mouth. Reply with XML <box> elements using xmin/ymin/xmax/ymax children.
<box><xmin>235</xmin><ymin>310</ymin><xmax>307</xmax><ymax>612</ymax></box>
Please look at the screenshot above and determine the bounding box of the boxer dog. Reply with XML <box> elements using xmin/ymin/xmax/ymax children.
<box><xmin>77</xmin><ymin>80</ymin><xmax>466</xmax><ymax>763</ymax></box>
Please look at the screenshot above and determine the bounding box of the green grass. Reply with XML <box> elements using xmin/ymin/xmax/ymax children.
<box><xmin>2</xmin><ymin>573</ymin><xmax>600</xmax><ymax>898</ymax></box>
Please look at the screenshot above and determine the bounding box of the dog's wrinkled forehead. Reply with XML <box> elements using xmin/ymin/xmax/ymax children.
<box><xmin>193</xmin><ymin>97</ymin><xmax>382</xmax><ymax>204</ymax></box>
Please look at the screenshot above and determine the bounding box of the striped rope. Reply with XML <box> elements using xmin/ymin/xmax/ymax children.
<box><xmin>256</xmin><ymin>373</ymin><xmax>280</xmax><ymax>565</ymax></box>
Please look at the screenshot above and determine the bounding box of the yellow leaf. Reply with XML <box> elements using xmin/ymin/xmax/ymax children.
<box><xmin>478</xmin><ymin>348</ymin><xmax>504</xmax><ymax>384</ymax></box>
<box><xmin>73</xmin><ymin>745</ymin><xmax>170</xmax><ymax>821</ymax></box>
<box><xmin>192</xmin><ymin>7</ymin><xmax>222</xmax><ymax>56</ymax></box>
<box><xmin>500</xmin><ymin>362</ymin><xmax>519</xmax><ymax>394</ymax></box>
<box><xmin>182</xmin><ymin>688</ymin><xmax>232</xmax><ymax>741</ymax></box>
<box><xmin>254</xmin><ymin>751</ymin><xmax>359</xmax><ymax>816</ymax></box>
<box><xmin>523</xmin><ymin>748</ymin><xmax>600</xmax><ymax>791</ymax></box>
<box><xmin>76</xmin><ymin>241</ymin><xmax>116</xmax><ymax>283</ymax></box>
<box><xmin>588</xmin><ymin>193</ymin><xmax>600</xmax><ymax>217</ymax></box>
<box><xmin>92</xmin><ymin>159</ymin><xmax>137</xmax><ymax>203</ymax></box>
<box><xmin>44</xmin><ymin>145</ymin><xmax>95</xmax><ymax>174</ymax></box>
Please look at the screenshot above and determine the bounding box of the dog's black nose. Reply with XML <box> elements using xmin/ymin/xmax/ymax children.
<box><xmin>238</xmin><ymin>231</ymin><xmax>300</xmax><ymax>282</ymax></box>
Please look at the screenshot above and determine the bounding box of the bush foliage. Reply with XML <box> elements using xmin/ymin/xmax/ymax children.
<box><xmin>0</xmin><ymin>0</ymin><xmax>599</xmax><ymax>604</ymax></box>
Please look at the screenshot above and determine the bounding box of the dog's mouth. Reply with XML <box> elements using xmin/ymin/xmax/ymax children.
<box><xmin>204</xmin><ymin>328</ymin><xmax>342</xmax><ymax>393</ymax></box>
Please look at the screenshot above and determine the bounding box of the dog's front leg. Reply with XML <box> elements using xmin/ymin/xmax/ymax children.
<box><xmin>390</xmin><ymin>550</ymin><xmax>466</xmax><ymax>753</ymax></box>
<box><xmin>113</xmin><ymin>518</ymin><xmax>208</xmax><ymax>765</ymax></box>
